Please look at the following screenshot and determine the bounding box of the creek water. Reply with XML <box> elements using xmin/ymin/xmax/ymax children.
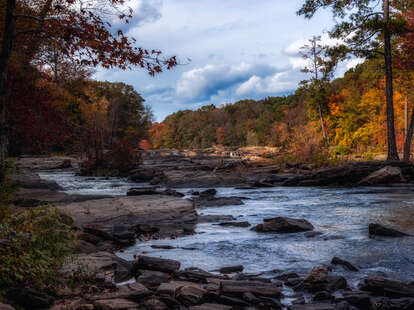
<box><xmin>39</xmin><ymin>171</ymin><xmax>414</xmax><ymax>285</ymax></box>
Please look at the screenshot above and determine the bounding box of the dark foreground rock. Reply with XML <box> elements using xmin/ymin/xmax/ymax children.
<box><xmin>219</xmin><ymin>265</ymin><xmax>244</xmax><ymax>274</ymax></box>
<box><xmin>127</xmin><ymin>187</ymin><xmax>184</xmax><ymax>197</ymax></box>
<box><xmin>198</xmin><ymin>215</ymin><xmax>236</xmax><ymax>223</ymax></box>
<box><xmin>61</xmin><ymin>251</ymin><xmax>132</xmax><ymax>283</ymax></box>
<box><xmin>289</xmin><ymin>304</ymin><xmax>334</xmax><ymax>310</ymax></box>
<box><xmin>252</xmin><ymin>217</ymin><xmax>314</xmax><ymax>233</ymax></box>
<box><xmin>331</xmin><ymin>257</ymin><xmax>359</xmax><ymax>272</ymax></box>
<box><xmin>6</xmin><ymin>289</ymin><xmax>54</xmax><ymax>309</ymax></box>
<box><xmin>194</xmin><ymin>196</ymin><xmax>245</xmax><ymax>208</ymax></box>
<box><xmin>132</xmin><ymin>256</ymin><xmax>181</xmax><ymax>274</ymax></box>
<box><xmin>359</xmin><ymin>277</ymin><xmax>414</xmax><ymax>298</ymax></box>
<box><xmin>368</xmin><ymin>223</ymin><xmax>409</xmax><ymax>237</ymax></box>
<box><xmin>220</xmin><ymin>280</ymin><xmax>282</xmax><ymax>297</ymax></box>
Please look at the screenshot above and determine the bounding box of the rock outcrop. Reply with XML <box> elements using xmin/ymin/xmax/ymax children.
<box><xmin>252</xmin><ymin>217</ymin><xmax>314</xmax><ymax>233</ymax></box>
<box><xmin>58</xmin><ymin>195</ymin><xmax>197</xmax><ymax>246</ymax></box>
<box><xmin>368</xmin><ymin>223</ymin><xmax>409</xmax><ymax>237</ymax></box>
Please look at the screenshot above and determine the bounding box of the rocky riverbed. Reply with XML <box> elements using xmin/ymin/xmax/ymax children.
<box><xmin>3</xmin><ymin>156</ymin><xmax>414</xmax><ymax>310</ymax></box>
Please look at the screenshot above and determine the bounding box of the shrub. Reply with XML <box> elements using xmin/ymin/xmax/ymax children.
<box><xmin>0</xmin><ymin>205</ymin><xmax>76</xmax><ymax>292</ymax></box>
<box><xmin>0</xmin><ymin>160</ymin><xmax>18</xmax><ymax>222</ymax></box>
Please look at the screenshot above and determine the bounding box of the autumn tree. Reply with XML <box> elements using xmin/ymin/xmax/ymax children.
<box><xmin>300</xmin><ymin>36</ymin><xmax>337</xmax><ymax>139</ymax></box>
<box><xmin>394</xmin><ymin>6</ymin><xmax>414</xmax><ymax>160</ymax></box>
<box><xmin>298</xmin><ymin>0</ymin><xmax>413</xmax><ymax>160</ymax></box>
<box><xmin>0</xmin><ymin>0</ymin><xmax>177</xmax><ymax>180</ymax></box>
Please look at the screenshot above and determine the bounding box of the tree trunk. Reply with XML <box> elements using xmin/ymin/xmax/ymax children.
<box><xmin>0</xmin><ymin>0</ymin><xmax>17</xmax><ymax>181</ymax></box>
<box><xmin>383</xmin><ymin>0</ymin><xmax>399</xmax><ymax>161</ymax></box>
<box><xmin>318</xmin><ymin>103</ymin><xmax>327</xmax><ymax>139</ymax></box>
<box><xmin>403</xmin><ymin>99</ymin><xmax>414</xmax><ymax>161</ymax></box>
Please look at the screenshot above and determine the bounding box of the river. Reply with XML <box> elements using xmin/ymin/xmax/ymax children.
<box><xmin>39</xmin><ymin>170</ymin><xmax>414</xmax><ymax>285</ymax></box>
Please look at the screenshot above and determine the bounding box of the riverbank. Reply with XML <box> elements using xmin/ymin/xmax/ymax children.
<box><xmin>1</xmin><ymin>156</ymin><xmax>414</xmax><ymax>310</ymax></box>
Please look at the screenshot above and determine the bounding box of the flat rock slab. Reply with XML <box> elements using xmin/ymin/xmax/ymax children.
<box><xmin>252</xmin><ymin>217</ymin><xmax>314</xmax><ymax>233</ymax></box>
<box><xmin>61</xmin><ymin>251</ymin><xmax>132</xmax><ymax>283</ymax></box>
<box><xmin>190</xmin><ymin>304</ymin><xmax>232</xmax><ymax>310</ymax></box>
<box><xmin>220</xmin><ymin>280</ymin><xmax>281</xmax><ymax>297</ymax></box>
<box><xmin>289</xmin><ymin>304</ymin><xmax>334</xmax><ymax>310</ymax></box>
<box><xmin>369</xmin><ymin>223</ymin><xmax>409</xmax><ymax>237</ymax></box>
<box><xmin>359</xmin><ymin>277</ymin><xmax>414</xmax><ymax>298</ymax></box>
<box><xmin>162</xmin><ymin>171</ymin><xmax>246</xmax><ymax>188</ymax></box>
<box><xmin>194</xmin><ymin>197</ymin><xmax>245</xmax><ymax>208</ymax></box>
<box><xmin>133</xmin><ymin>255</ymin><xmax>181</xmax><ymax>274</ymax></box>
<box><xmin>94</xmin><ymin>298</ymin><xmax>138</xmax><ymax>310</ymax></box>
<box><xmin>58</xmin><ymin>195</ymin><xmax>196</xmax><ymax>238</ymax></box>
<box><xmin>91</xmin><ymin>282</ymin><xmax>151</xmax><ymax>301</ymax></box>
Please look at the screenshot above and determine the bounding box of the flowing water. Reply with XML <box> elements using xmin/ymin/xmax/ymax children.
<box><xmin>40</xmin><ymin>171</ymin><xmax>414</xmax><ymax>284</ymax></box>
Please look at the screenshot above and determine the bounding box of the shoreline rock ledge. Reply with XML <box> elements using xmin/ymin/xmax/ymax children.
<box><xmin>58</xmin><ymin>195</ymin><xmax>197</xmax><ymax>246</ymax></box>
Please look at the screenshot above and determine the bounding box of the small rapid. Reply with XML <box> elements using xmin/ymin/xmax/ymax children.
<box><xmin>40</xmin><ymin>171</ymin><xmax>414</xmax><ymax>284</ymax></box>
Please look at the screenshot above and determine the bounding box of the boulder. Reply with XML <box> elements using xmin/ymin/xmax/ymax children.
<box><xmin>61</xmin><ymin>251</ymin><xmax>132</xmax><ymax>283</ymax></box>
<box><xmin>375</xmin><ymin>297</ymin><xmax>414</xmax><ymax>310</ymax></box>
<box><xmin>339</xmin><ymin>291</ymin><xmax>372</xmax><ymax>309</ymax></box>
<box><xmin>157</xmin><ymin>281</ymin><xmax>193</xmax><ymax>297</ymax></box>
<box><xmin>136</xmin><ymin>270</ymin><xmax>170</xmax><ymax>289</ymax></box>
<box><xmin>175</xmin><ymin>268</ymin><xmax>220</xmax><ymax>283</ymax></box>
<box><xmin>140</xmin><ymin>298</ymin><xmax>168</xmax><ymax>310</ymax></box>
<box><xmin>176</xmin><ymin>285</ymin><xmax>207</xmax><ymax>306</ymax></box>
<box><xmin>129</xmin><ymin>168</ymin><xmax>156</xmax><ymax>182</ymax></box>
<box><xmin>202</xmin><ymin>292</ymin><xmax>250</xmax><ymax>307</ymax></box>
<box><xmin>335</xmin><ymin>301</ymin><xmax>350</xmax><ymax>310</ymax></box>
<box><xmin>359</xmin><ymin>166</ymin><xmax>405</xmax><ymax>185</ymax></box>
<box><xmin>219</xmin><ymin>265</ymin><xmax>244</xmax><ymax>274</ymax></box>
<box><xmin>331</xmin><ymin>257</ymin><xmax>359</xmax><ymax>272</ymax></box>
<box><xmin>56</xmin><ymin>159</ymin><xmax>72</xmax><ymax>169</ymax></box>
<box><xmin>304</xmin><ymin>266</ymin><xmax>329</xmax><ymax>285</ymax></box>
<box><xmin>369</xmin><ymin>223</ymin><xmax>409</xmax><ymax>237</ymax></box>
<box><xmin>359</xmin><ymin>277</ymin><xmax>414</xmax><ymax>298</ymax></box>
<box><xmin>200</xmin><ymin>189</ymin><xmax>217</xmax><ymax>197</ymax></box>
<box><xmin>11</xmin><ymin>169</ymin><xmax>62</xmax><ymax>191</ymax></box>
<box><xmin>93</xmin><ymin>298</ymin><xmax>138</xmax><ymax>310</ymax></box>
<box><xmin>220</xmin><ymin>280</ymin><xmax>281</xmax><ymax>297</ymax></box>
<box><xmin>252</xmin><ymin>217</ymin><xmax>314</xmax><ymax>233</ymax></box>
<box><xmin>313</xmin><ymin>291</ymin><xmax>332</xmax><ymax>301</ymax></box>
<box><xmin>304</xmin><ymin>267</ymin><xmax>347</xmax><ymax>293</ymax></box>
<box><xmin>91</xmin><ymin>282</ymin><xmax>151</xmax><ymax>301</ymax></box>
<box><xmin>0</xmin><ymin>304</ymin><xmax>15</xmax><ymax>310</ymax></box>
<box><xmin>133</xmin><ymin>256</ymin><xmax>181</xmax><ymax>274</ymax></box>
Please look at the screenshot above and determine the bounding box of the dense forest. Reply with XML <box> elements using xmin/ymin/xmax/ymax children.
<box><xmin>150</xmin><ymin>58</ymin><xmax>413</xmax><ymax>163</ymax></box>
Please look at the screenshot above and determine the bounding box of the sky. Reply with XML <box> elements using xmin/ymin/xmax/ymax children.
<box><xmin>95</xmin><ymin>0</ymin><xmax>362</xmax><ymax>122</ymax></box>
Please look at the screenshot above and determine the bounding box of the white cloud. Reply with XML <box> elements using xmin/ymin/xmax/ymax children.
<box><xmin>235</xmin><ymin>72</ymin><xmax>303</xmax><ymax>97</ymax></box>
<box><xmin>96</xmin><ymin>0</ymin><xmax>338</xmax><ymax>121</ymax></box>
<box><xmin>176</xmin><ymin>63</ymin><xmax>277</xmax><ymax>101</ymax></box>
